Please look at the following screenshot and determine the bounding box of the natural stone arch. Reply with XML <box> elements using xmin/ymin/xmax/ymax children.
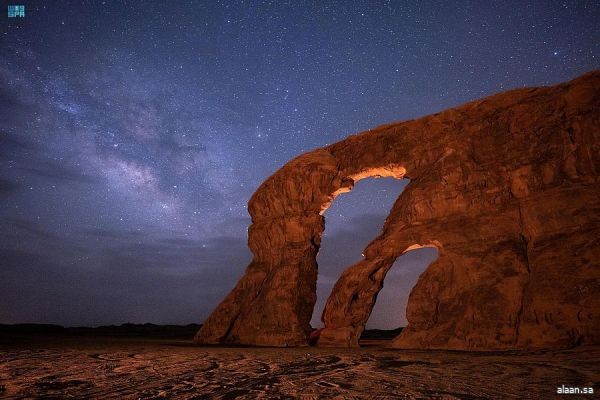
<box><xmin>196</xmin><ymin>154</ymin><xmax>413</xmax><ymax>347</ymax></box>
<box><xmin>364</xmin><ymin>246</ymin><xmax>439</xmax><ymax>330</ymax></box>
<box><xmin>318</xmin><ymin>242</ymin><xmax>440</xmax><ymax>347</ymax></box>
<box><xmin>195</xmin><ymin>71</ymin><xmax>600</xmax><ymax>349</ymax></box>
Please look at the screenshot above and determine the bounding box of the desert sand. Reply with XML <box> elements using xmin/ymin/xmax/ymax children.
<box><xmin>1</xmin><ymin>337</ymin><xmax>598</xmax><ymax>399</ymax></box>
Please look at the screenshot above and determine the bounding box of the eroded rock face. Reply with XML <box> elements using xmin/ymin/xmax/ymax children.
<box><xmin>195</xmin><ymin>71</ymin><xmax>600</xmax><ymax>349</ymax></box>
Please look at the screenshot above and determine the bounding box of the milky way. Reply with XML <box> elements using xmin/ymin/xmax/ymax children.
<box><xmin>1</xmin><ymin>1</ymin><xmax>598</xmax><ymax>327</ymax></box>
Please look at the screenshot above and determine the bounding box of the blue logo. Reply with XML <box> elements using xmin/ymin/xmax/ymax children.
<box><xmin>8</xmin><ymin>5</ymin><xmax>25</xmax><ymax>18</ymax></box>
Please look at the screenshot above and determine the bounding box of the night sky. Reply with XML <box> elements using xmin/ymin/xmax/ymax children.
<box><xmin>1</xmin><ymin>1</ymin><xmax>598</xmax><ymax>328</ymax></box>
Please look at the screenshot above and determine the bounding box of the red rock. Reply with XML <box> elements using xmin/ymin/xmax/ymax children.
<box><xmin>195</xmin><ymin>71</ymin><xmax>600</xmax><ymax>349</ymax></box>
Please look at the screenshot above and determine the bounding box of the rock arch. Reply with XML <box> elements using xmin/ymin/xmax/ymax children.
<box><xmin>195</xmin><ymin>71</ymin><xmax>600</xmax><ymax>349</ymax></box>
<box><xmin>318</xmin><ymin>243</ymin><xmax>440</xmax><ymax>347</ymax></box>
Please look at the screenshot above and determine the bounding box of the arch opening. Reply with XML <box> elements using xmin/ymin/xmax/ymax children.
<box><xmin>310</xmin><ymin>177</ymin><xmax>407</xmax><ymax>330</ymax></box>
<box><xmin>319</xmin><ymin>165</ymin><xmax>407</xmax><ymax>215</ymax></box>
<box><xmin>360</xmin><ymin>246</ymin><xmax>438</xmax><ymax>345</ymax></box>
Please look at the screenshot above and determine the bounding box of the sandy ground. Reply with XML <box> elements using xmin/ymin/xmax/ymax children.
<box><xmin>0</xmin><ymin>337</ymin><xmax>598</xmax><ymax>399</ymax></box>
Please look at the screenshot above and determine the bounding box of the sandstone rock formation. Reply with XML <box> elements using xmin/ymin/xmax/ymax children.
<box><xmin>195</xmin><ymin>71</ymin><xmax>600</xmax><ymax>350</ymax></box>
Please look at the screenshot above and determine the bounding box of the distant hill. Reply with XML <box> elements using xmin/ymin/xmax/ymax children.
<box><xmin>360</xmin><ymin>327</ymin><xmax>403</xmax><ymax>340</ymax></box>
<box><xmin>0</xmin><ymin>323</ymin><xmax>403</xmax><ymax>341</ymax></box>
<box><xmin>0</xmin><ymin>323</ymin><xmax>201</xmax><ymax>339</ymax></box>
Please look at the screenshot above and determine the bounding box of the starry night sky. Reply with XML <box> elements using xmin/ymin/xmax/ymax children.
<box><xmin>1</xmin><ymin>1</ymin><xmax>598</xmax><ymax>328</ymax></box>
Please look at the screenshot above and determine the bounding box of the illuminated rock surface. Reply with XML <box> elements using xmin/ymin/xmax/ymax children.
<box><xmin>1</xmin><ymin>338</ymin><xmax>599</xmax><ymax>399</ymax></box>
<box><xmin>196</xmin><ymin>71</ymin><xmax>600</xmax><ymax>349</ymax></box>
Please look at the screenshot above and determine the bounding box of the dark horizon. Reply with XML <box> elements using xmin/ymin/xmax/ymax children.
<box><xmin>1</xmin><ymin>1</ymin><xmax>599</xmax><ymax>328</ymax></box>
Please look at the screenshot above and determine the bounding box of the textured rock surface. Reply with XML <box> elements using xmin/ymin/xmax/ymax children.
<box><xmin>3</xmin><ymin>338</ymin><xmax>600</xmax><ymax>399</ymax></box>
<box><xmin>195</xmin><ymin>71</ymin><xmax>600</xmax><ymax>349</ymax></box>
